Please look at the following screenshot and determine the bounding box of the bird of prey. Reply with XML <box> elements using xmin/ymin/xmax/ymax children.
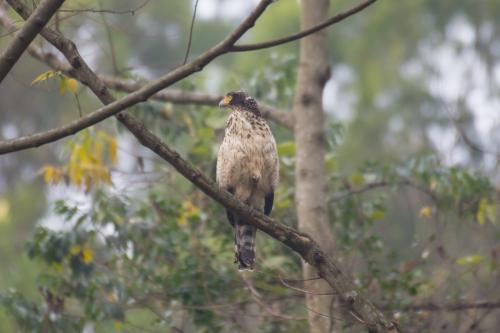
<box><xmin>217</xmin><ymin>91</ymin><xmax>279</xmax><ymax>270</ymax></box>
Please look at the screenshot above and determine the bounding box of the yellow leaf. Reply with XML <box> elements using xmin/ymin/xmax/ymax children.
<box><xmin>477</xmin><ymin>197</ymin><xmax>496</xmax><ymax>225</ymax></box>
<box><xmin>183</xmin><ymin>200</ymin><xmax>200</xmax><ymax>218</ymax></box>
<box><xmin>277</xmin><ymin>141</ymin><xmax>296</xmax><ymax>156</ymax></box>
<box><xmin>177</xmin><ymin>216</ymin><xmax>188</xmax><ymax>226</ymax></box>
<box><xmin>51</xmin><ymin>262</ymin><xmax>63</xmax><ymax>272</ymax></box>
<box><xmin>419</xmin><ymin>206</ymin><xmax>432</xmax><ymax>218</ymax></box>
<box><xmin>370</xmin><ymin>209</ymin><xmax>385</xmax><ymax>221</ymax></box>
<box><xmin>0</xmin><ymin>198</ymin><xmax>10</xmax><ymax>224</ymax></box>
<box><xmin>43</xmin><ymin>165</ymin><xmax>55</xmax><ymax>184</ymax></box>
<box><xmin>59</xmin><ymin>77</ymin><xmax>67</xmax><ymax>95</ymax></box>
<box><xmin>67</xmin><ymin>78</ymin><xmax>78</xmax><ymax>93</ymax></box>
<box><xmin>108</xmin><ymin>137</ymin><xmax>118</xmax><ymax>165</ymax></box>
<box><xmin>183</xmin><ymin>114</ymin><xmax>195</xmax><ymax>135</ymax></box>
<box><xmin>82</xmin><ymin>247</ymin><xmax>93</xmax><ymax>264</ymax></box>
<box><xmin>177</xmin><ymin>200</ymin><xmax>200</xmax><ymax>226</ymax></box>
<box><xmin>70</xmin><ymin>245</ymin><xmax>81</xmax><ymax>255</ymax></box>
<box><xmin>456</xmin><ymin>255</ymin><xmax>484</xmax><ymax>265</ymax></box>
<box><xmin>349</xmin><ymin>172</ymin><xmax>365</xmax><ymax>187</ymax></box>
<box><xmin>113</xmin><ymin>320</ymin><xmax>123</xmax><ymax>331</ymax></box>
<box><xmin>31</xmin><ymin>70</ymin><xmax>56</xmax><ymax>85</ymax></box>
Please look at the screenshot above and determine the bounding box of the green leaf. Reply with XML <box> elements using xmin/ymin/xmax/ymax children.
<box><xmin>370</xmin><ymin>209</ymin><xmax>385</xmax><ymax>221</ymax></box>
<box><xmin>477</xmin><ymin>198</ymin><xmax>496</xmax><ymax>225</ymax></box>
<box><xmin>349</xmin><ymin>172</ymin><xmax>365</xmax><ymax>186</ymax></box>
<box><xmin>59</xmin><ymin>77</ymin><xmax>68</xmax><ymax>95</ymax></box>
<box><xmin>456</xmin><ymin>255</ymin><xmax>484</xmax><ymax>265</ymax></box>
<box><xmin>277</xmin><ymin>141</ymin><xmax>295</xmax><ymax>156</ymax></box>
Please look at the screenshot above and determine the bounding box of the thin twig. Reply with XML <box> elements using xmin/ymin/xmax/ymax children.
<box><xmin>59</xmin><ymin>0</ymin><xmax>151</xmax><ymax>15</ymax></box>
<box><xmin>99</xmin><ymin>0</ymin><xmax>119</xmax><ymax>75</ymax></box>
<box><xmin>231</xmin><ymin>0</ymin><xmax>376</xmax><ymax>52</ymax></box>
<box><xmin>442</xmin><ymin>102</ymin><xmax>500</xmax><ymax>158</ymax></box>
<box><xmin>279</xmin><ymin>275</ymin><xmax>338</xmax><ymax>296</ymax></box>
<box><xmin>183</xmin><ymin>0</ymin><xmax>199</xmax><ymax>64</ymax></box>
<box><xmin>241</xmin><ymin>275</ymin><xmax>308</xmax><ymax>321</ymax></box>
<box><xmin>389</xmin><ymin>299</ymin><xmax>500</xmax><ymax>312</ymax></box>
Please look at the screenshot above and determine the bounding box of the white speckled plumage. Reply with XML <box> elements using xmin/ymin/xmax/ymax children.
<box><xmin>216</xmin><ymin>92</ymin><xmax>279</xmax><ymax>270</ymax></box>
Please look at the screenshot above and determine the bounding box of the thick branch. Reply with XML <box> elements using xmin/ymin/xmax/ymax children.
<box><xmin>0</xmin><ymin>0</ymin><xmax>274</xmax><ymax>154</ymax></box>
<box><xmin>0</xmin><ymin>0</ymin><xmax>64</xmax><ymax>83</ymax></box>
<box><xmin>0</xmin><ymin>0</ymin><xmax>378</xmax><ymax>153</ymax></box>
<box><xmin>230</xmin><ymin>0</ymin><xmax>376</xmax><ymax>52</ymax></box>
<box><xmin>0</xmin><ymin>10</ymin><xmax>293</xmax><ymax>130</ymax></box>
<box><xmin>116</xmin><ymin>112</ymin><xmax>397</xmax><ymax>332</ymax></box>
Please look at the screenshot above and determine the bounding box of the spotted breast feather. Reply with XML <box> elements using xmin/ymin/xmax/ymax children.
<box><xmin>216</xmin><ymin>91</ymin><xmax>279</xmax><ymax>270</ymax></box>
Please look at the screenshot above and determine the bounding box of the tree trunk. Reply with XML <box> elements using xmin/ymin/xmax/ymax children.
<box><xmin>293</xmin><ymin>0</ymin><xmax>336</xmax><ymax>332</ymax></box>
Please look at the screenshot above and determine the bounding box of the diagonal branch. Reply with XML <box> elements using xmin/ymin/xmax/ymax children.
<box><xmin>0</xmin><ymin>0</ymin><xmax>64</xmax><ymax>83</ymax></box>
<box><xmin>0</xmin><ymin>0</ymin><xmax>274</xmax><ymax>154</ymax></box>
<box><xmin>0</xmin><ymin>0</ymin><xmax>272</xmax><ymax>154</ymax></box>
<box><xmin>116</xmin><ymin>111</ymin><xmax>397</xmax><ymax>333</ymax></box>
<box><xmin>230</xmin><ymin>0</ymin><xmax>376</xmax><ymax>52</ymax></box>
<box><xmin>0</xmin><ymin>0</ymin><xmax>378</xmax><ymax>153</ymax></box>
<box><xmin>2</xmin><ymin>1</ymin><xmax>396</xmax><ymax>332</ymax></box>
<box><xmin>0</xmin><ymin>9</ymin><xmax>294</xmax><ymax>129</ymax></box>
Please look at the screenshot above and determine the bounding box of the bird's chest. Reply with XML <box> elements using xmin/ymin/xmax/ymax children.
<box><xmin>223</xmin><ymin>114</ymin><xmax>269</xmax><ymax>156</ymax></box>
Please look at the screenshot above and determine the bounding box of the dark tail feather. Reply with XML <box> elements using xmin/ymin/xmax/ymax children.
<box><xmin>234</xmin><ymin>222</ymin><xmax>256</xmax><ymax>270</ymax></box>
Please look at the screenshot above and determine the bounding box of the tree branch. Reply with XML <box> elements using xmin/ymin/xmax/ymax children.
<box><xmin>0</xmin><ymin>0</ymin><xmax>274</xmax><ymax>154</ymax></box>
<box><xmin>388</xmin><ymin>299</ymin><xmax>500</xmax><ymax>312</ymax></box>
<box><xmin>0</xmin><ymin>10</ymin><xmax>294</xmax><ymax>130</ymax></box>
<box><xmin>98</xmin><ymin>75</ymin><xmax>294</xmax><ymax>129</ymax></box>
<box><xmin>230</xmin><ymin>0</ymin><xmax>376</xmax><ymax>52</ymax></box>
<box><xmin>0</xmin><ymin>0</ymin><xmax>377</xmax><ymax>153</ymax></box>
<box><xmin>0</xmin><ymin>0</ymin><xmax>64</xmax><ymax>83</ymax></box>
<box><xmin>115</xmin><ymin>111</ymin><xmax>397</xmax><ymax>333</ymax></box>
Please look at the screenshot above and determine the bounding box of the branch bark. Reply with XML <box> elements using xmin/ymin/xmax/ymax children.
<box><xmin>0</xmin><ymin>0</ymin><xmax>64</xmax><ymax>83</ymax></box>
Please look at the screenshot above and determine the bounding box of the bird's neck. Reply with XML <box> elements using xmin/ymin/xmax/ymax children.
<box><xmin>233</xmin><ymin>107</ymin><xmax>261</xmax><ymax>118</ymax></box>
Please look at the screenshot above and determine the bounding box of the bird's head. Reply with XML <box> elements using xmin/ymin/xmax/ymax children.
<box><xmin>219</xmin><ymin>91</ymin><xmax>259</xmax><ymax>115</ymax></box>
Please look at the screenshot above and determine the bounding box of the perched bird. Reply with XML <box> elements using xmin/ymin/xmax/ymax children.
<box><xmin>216</xmin><ymin>91</ymin><xmax>279</xmax><ymax>270</ymax></box>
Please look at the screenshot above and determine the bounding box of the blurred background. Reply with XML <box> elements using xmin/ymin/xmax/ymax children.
<box><xmin>0</xmin><ymin>0</ymin><xmax>500</xmax><ymax>332</ymax></box>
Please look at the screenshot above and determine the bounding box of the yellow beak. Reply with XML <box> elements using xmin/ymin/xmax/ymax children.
<box><xmin>219</xmin><ymin>95</ymin><xmax>232</xmax><ymax>108</ymax></box>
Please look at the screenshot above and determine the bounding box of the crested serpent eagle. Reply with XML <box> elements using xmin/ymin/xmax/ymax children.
<box><xmin>216</xmin><ymin>91</ymin><xmax>279</xmax><ymax>270</ymax></box>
